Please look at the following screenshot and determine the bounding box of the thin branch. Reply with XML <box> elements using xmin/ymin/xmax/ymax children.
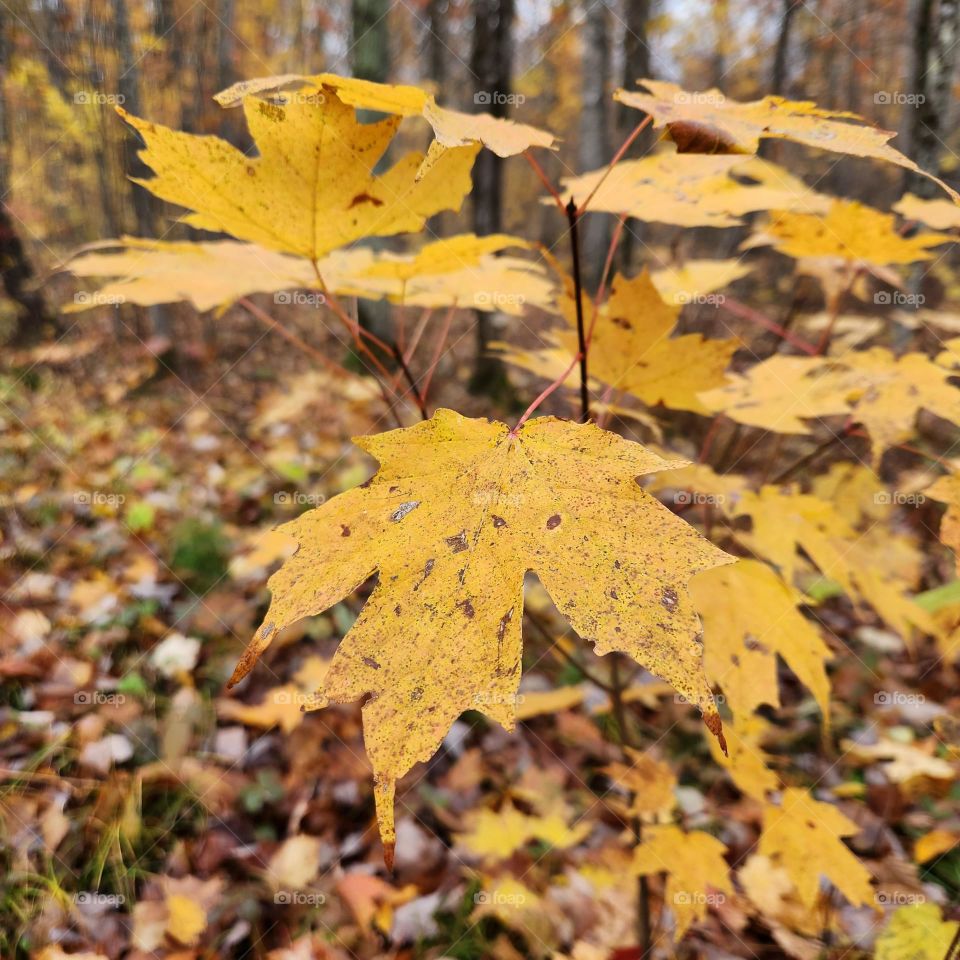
<box><xmin>566</xmin><ymin>198</ymin><xmax>591</xmax><ymax>423</ymax></box>
<box><xmin>721</xmin><ymin>297</ymin><xmax>819</xmax><ymax>356</ymax></box>
<box><xmin>524</xmin><ymin>149</ymin><xmax>567</xmax><ymax>213</ymax></box>
<box><xmin>578</xmin><ymin>114</ymin><xmax>653</xmax><ymax>215</ymax></box>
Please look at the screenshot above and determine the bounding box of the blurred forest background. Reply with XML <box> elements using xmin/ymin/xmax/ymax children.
<box><xmin>4</xmin><ymin>0</ymin><xmax>960</xmax><ymax>353</ymax></box>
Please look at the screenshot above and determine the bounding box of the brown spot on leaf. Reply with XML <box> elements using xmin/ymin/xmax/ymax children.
<box><xmin>445</xmin><ymin>530</ymin><xmax>468</xmax><ymax>553</ymax></box>
<box><xmin>349</xmin><ymin>192</ymin><xmax>384</xmax><ymax>208</ymax></box>
<box><xmin>340</xmin><ymin>524</ymin><xmax>351</xmax><ymax>537</ymax></box>
<box><xmin>546</xmin><ymin>514</ymin><xmax>562</xmax><ymax>529</ymax></box>
<box><xmin>661</xmin><ymin>587</ymin><xmax>679</xmax><ymax>611</ymax></box>
<box><xmin>492</xmin><ymin>515</ymin><xmax>507</xmax><ymax>528</ymax></box>
<box><xmin>362</xmin><ymin>657</ymin><xmax>381</xmax><ymax>670</ymax></box>
<box><xmin>413</xmin><ymin>558</ymin><xmax>435</xmax><ymax>591</ymax></box>
<box><xmin>460</xmin><ymin>599</ymin><xmax>475</xmax><ymax>619</ymax></box>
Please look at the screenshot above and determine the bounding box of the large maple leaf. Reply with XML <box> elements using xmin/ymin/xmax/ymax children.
<box><xmin>616</xmin><ymin>79</ymin><xmax>959</xmax><ymax>201</ymax></box>
<box><xmin>230</xmin><ymin>410</ymin><xmax>733</xmax><ymax>864</ymax></box>
<box><xmin>118</xmin><ymin>90</ymin><xmax>480</xmax><ymax>260</ymax></box>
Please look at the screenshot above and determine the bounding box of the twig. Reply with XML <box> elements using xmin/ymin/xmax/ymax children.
<box><xmin>578</xmin><ymin>115</ymin><xmax>653</xmax><ymax>215</ymax></box>
<box><xmin>566</xmin><ymin>198</ymin><xmax>591</xmax><ymax>423</ymax></box>
<box><xmin>721</xmin><ymin>297</ymin><xmax>819</xmax><ymax>356</ymax></box>
<box><xmin>524</xmin><ymin>149</ymin><xmax>567</xmax><ymax>213</ymax></box>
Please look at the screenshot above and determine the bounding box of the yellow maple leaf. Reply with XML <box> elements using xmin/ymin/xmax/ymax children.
<box><xmin>165</xmin><ymin>894</ymin><xmax>207</xmax><ymax>946</ymax></box>
<box><xmin>914</xmin><ymin>828</ymin><xmax>960</xmax><ymax>863</ymax></box>
<box><xmin>730</xmin><ymin>487</ymin><xmax>937</xmax><ymax>643</ymax></box>
<box><xmin>692</xmin><ymin>559</ymin><xmax>832</xmax><ymax>725</ymax></box>
<box><xmin>631</xmin><ymin>825</ymin><xmax>733</xmax><ymax>939</ymax></box>
<box><xmin>749</xmin><ymin>201</ymin><xmax>951</xmax><ymax>266</ymax></box>
<box><xmin>701</xmin><ymin>348</ymin><xmax>960</xmax><ymax>467</ymax></box>
<box><xmin>615</xmin><ymin>79</ymin><xmax>959</xmax><ymax>200</ymax></box>
<box><xmin>213</xmin><ymin>72</ymin><xmax>557</xmax><ymax>160</ymax></box>
<box><xmin>923</xmin><ymin>472</ymin><xmax>960</xmax><ymax>575</ymax></box>
<box><xmin>118</xmin><ymin>90</ymin><xmax>479</xmax><ymax>260</ymax></box>
<box><xmin>707</xmin><ymin>714</ymin><xmax>779</xmax><ymax>800</ymax></box>
<box><xmin>894</xmin><ymin>192</ymin><xmax>960</xmax><ymax>230</ymax></box>
<box><xmin>602</xmin><ymin>748</ymin><xmax>677</xmax><ymax>818</ymax></box>
<box><xmin>229</xmin><ymin>409</ymin><xmax>733</xmax><ymax>864</ymax></box>
<box><xmin>842</xmin><ymin>737</ymin><xmax>956</xmax><ymax>795</ymax></box>
<box><xmin>568</xmin><ymin>270</ymin><xmax>737</xmax><ymax>414</ymax></box>
<box><xmin>457</xmin><ymin>800</ymin><xmax>589</xmax><ymax>860</ymax></box>
<box><xmin>67</xmin><ymin>234</ymin><xmax>554</xmax><ymax>316</ymax></box>
<box><xmin>759</xmin><ymin>788</ymin><xmax>874</xmax><ymax>909</ymax></box>
<box><xmin>557</xmin><ymin>152</ymin><xmax>828</xmax><ymax>228</ymax></box>
<box><xmin>650</xmin><ymin>258</ymin><xmax>753</xmax><ymax>306</ymax></box>
<box><xmin>875</xmin><ymin>902</ymin><xmax>959</xmax><ymax>960</ymax></box>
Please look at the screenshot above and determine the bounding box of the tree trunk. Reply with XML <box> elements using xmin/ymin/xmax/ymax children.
<box><xmin>770</xmin><ymin>0</ymin><xmax>801</xmax><ymax>95</ymax></box>
<box><xmin>0</xmin><ymin>11</ymin><xmax>58</xmax><ymax>343</ymax></box>
<box><xmin>113</xmin><ymin>0</ymin><xmax>177</xmax><ymax>357</ymax></box>
<box><xmin>578</xmin><ymin>0</ymin><xmax>612</xmax><ymax>290</ymax></box>
<box><xmin>469</xmin><ymin>0</ymin><xmax>515</xmax><ymax>397</ymax></box>
<box><xmin>617</xmin><ymin>0</ymin><xmax>652</xmax><ymax>273</ymax></box>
